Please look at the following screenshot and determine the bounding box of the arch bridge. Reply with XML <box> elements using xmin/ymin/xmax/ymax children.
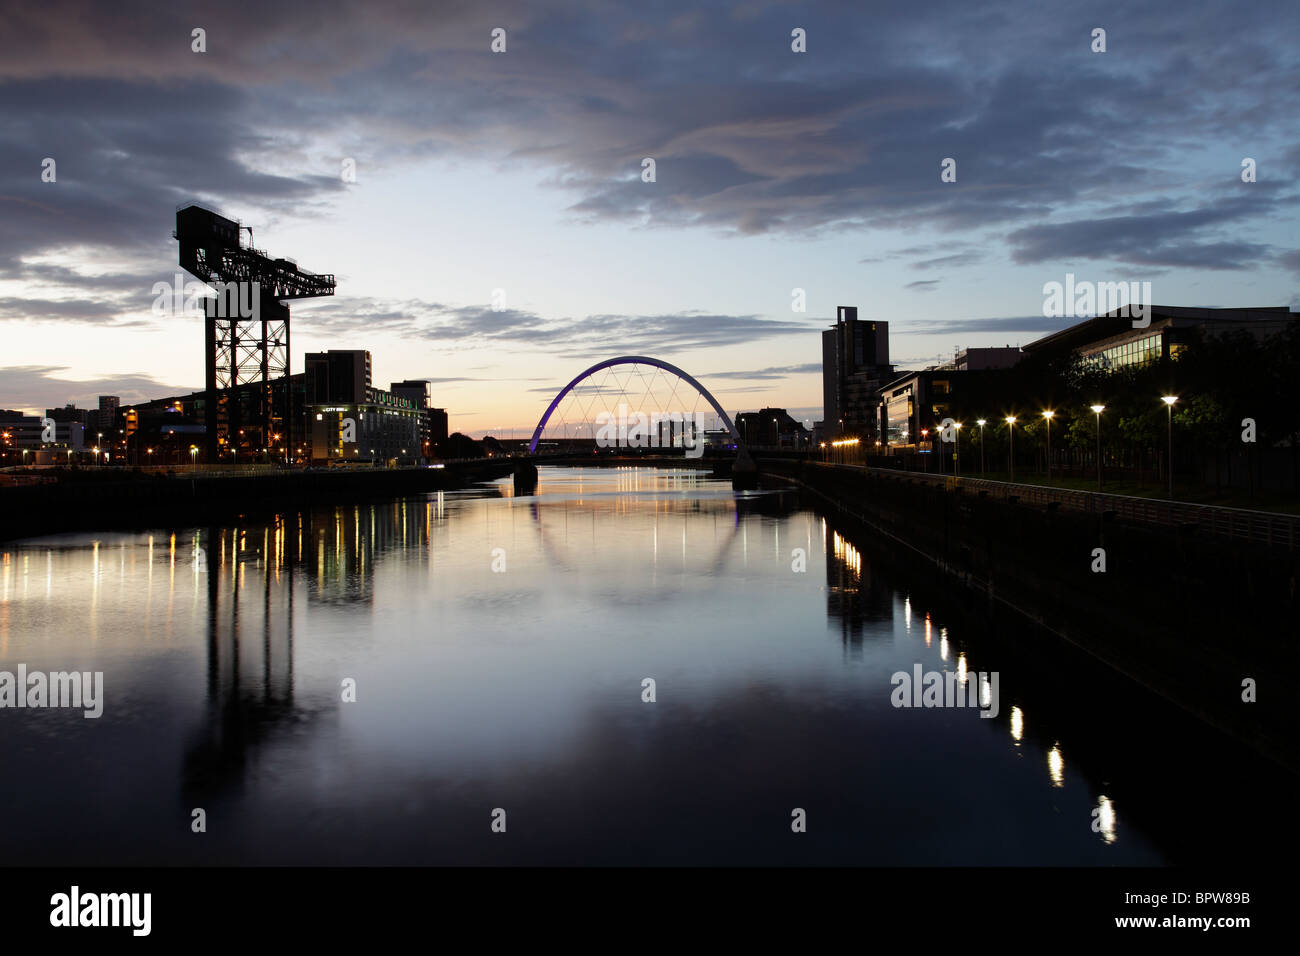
<box><xmin>526</xmin><ymin>356</ymin><xmax>753</xmax><ymax>458</ymax></box>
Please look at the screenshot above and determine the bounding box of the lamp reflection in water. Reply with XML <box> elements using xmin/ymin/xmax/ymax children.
<box><xmin>1095</xmin><ymin>795</ymin><xmax>1118</xmax><ymax>844</ymax></box>
<box><xmin>939</xmin><ymin>626</ymin><xmax>948</xmax><ymax>661</ymax></box>
<box><xmin>1009</xmin><ymin>706</ymin><xmax>1024</xmax><ymax>745</ymax></box>
<box><xmin>904</xmin><ymin>597</ymin><xmax>911</xmax><ymax>631</ymax></box>
<box><xmin>830</xmin><ymin>531</ymin><xmax>860</xmax><ymax>576</ymax></box>
<box><xmin>1047</xmin><ymin>744</ymin><xmax>1065</xmax><ymax>787</ymax></box>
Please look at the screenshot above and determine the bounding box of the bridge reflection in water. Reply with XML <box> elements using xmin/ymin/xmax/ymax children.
<box><xmin>0</xmin><ymin>466</ymin><xmax>1292</xmax><ymax>866</ymax></box>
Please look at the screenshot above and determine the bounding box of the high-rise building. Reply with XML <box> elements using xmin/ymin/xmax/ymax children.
<box><xmin>97</xmin><ymin>396</ymin><xmax>120</xmax><ymax>431</ymax></box>
<box><xmin>389</xmin><ymin>380</ymin><xmax>429</xmax><ymax>408</ymax></box>
<box><xmin>391</xmin><ymin>380</ymin><xmax>433</xmax><ymax>457</ymax></box>
<box><xmin>305</xmin><ymin>351</ymin><xmax>371</xmax><ymax>404</ymax></box>
<box><xmin>822</xmin><ymin>306</ymin><xmax>893</xmax><ymax>439</ymax></box>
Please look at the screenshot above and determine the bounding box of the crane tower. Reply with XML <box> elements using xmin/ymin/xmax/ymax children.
<box><xmin>175</xmin><ymin>204</ymin><xmax>335</xmax><ymax>463</ymax></box>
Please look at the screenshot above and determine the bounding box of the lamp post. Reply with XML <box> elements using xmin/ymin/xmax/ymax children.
<box><xmin>1005</xmin><ymin>416</ymin><xmax>1017</xmax><ymax>482</ymax></box>
<box><xmin>1089</xmin><ymin>405</ymin><xmax>1105</xmax><ymax>491</ymax></box>
<box><xmin>1162</xmin><ymin>396</ymin><xmax>1178</xmax><ymax>499</ymax></box>
<box><xmin>920</xmin><ymin>428</ymin><xmax>929</xmax><ymax>473</ymax></box>
<box><xmin>953</xmin><ymin>422</ymin><xmax>962</xmax><ymax>477</ymax></box>
<box><xmin>1042</xmin><ymin>410</ymin><xmax>1054</xmax><ymax>482</ymax></box>
<box><xmin>977</xmin><ymin>419</ymin><xmax>987</xmax><ymax>477</ymax></box>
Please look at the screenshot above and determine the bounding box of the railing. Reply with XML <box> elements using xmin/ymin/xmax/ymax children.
<box><xmin>806</xmin><ymin>462</ymin><xmax>1299</xmax><ymax>549</ymax></box>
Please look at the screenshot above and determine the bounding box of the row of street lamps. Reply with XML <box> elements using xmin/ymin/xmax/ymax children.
<box><xmin>935</xmin><ymin>395</ymin><xmax>1181</xmax><ymax>498</ymax></box>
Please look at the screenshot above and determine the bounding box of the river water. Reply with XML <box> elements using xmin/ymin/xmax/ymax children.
<box><xmin>0</xmin><ymin>466</ymin><xmax>1289</xmax><ymax>865</ymax></box>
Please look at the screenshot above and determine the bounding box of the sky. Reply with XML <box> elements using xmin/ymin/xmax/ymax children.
<box><xmin>1</xmin><ymin>0</ymin><xmax>1297</xmax><ymax>435</ymax></box>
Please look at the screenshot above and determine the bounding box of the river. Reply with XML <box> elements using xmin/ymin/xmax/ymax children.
<box><xmin>0</xmin><ymin>466</ymin><xmax>1289</xmax><ymax>865</ymax></box>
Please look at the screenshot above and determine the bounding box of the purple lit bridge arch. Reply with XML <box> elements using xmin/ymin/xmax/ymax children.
<box><xmin>526</xmin><ymin>356</ymin><xmax>746</xmax><ymax>456</ymax></box>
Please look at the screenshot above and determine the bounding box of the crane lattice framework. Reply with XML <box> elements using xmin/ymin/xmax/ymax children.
<box><xmin>175</xmin><ymin>204</ymin><xmax>335</xmax><ymax>462</ymax></box>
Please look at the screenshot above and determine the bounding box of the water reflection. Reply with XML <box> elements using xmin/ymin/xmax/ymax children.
<box><xmin>825</xmin><ymin>523</ymin><xmax>893</xmax><ymax>649</ymax></box>
<box><xmin>0</xmin><ymin>467</ymin><xmax>1288</xmax><ymax>866</ymax></box>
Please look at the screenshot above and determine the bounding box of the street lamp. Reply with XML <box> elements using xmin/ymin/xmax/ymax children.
<box><xmin>1162</xmin><ymin>396</ymin><xmax>1178</xmax><ymax>499</ymax></box>
<box><xmin>1005</xmin><ymin>416</ymin><xmax>1017</xmax><ymax>482</ymax></box>
<box><xmin>921</xmin><ymin>428</ymin><xmax>929</xmax><ymax>473</ymax></box>
<box><xmin>190</xmin><ymin>445</ymin><xmax>198</xmax><ymax>467</ymax></box>
<box><xmin>1089</xmin><ymin>405</ymin><xmax>1105</xmax><ymax>491</ymax></box>
<box><xmin>953</xmin><ymin>422</ymin><xmax>962</xmax><ymax>477</ymax></box>
<box><xmin>1042</xmin><ymin>410</ymin><xmax>1054</xmax><ymax>481</ymax></box>
<box><xmin>976</xmin><ymin>419</ymin><xmax>987</xmax><ymax>477</ymax></box>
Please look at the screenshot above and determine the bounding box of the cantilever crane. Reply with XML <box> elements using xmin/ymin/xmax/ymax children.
<box><xmin>175</xmin><ymin>204</ymin><xmax>335</xmax><ymax>463</ymax></box>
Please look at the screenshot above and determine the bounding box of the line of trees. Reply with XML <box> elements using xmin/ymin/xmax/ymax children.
<box><xmin>940</xmin><ymin>323</ymin><xmax>1300</xmax><ymax>489</ymax></box>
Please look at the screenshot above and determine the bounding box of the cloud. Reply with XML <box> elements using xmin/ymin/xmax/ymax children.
<box><xmin>0</xmin><ymin>365</ymin><xmax>195</xmax><ymax>413</ymax></box>
<box><xmin>0</xmin><ymin>0</ymin><xmax>1294</xmax><ymax>278</ymax></box>
<box><xmin>1005</xmin><ymin>193</ymin><xmax>1288</xmax><ymax>270</ymax></box>
<box><xmin>910</xmin><ymin>252</ymin><xmax>983</xmax><ymax>271</ymax></box>
<box><xmin>901</xmin><ymin>315</ymin><xmax>1065</xmax><ymax>335</ymax></box>
<box><xmin>704</xmin><ymin>363</ymin><xmax>821</xmax><ymax>380</ymax></box>
<box><xmin>0</xmin><ymin>0</ymin><xmax>1295</xmax><ymax>402</ymax></box>
<box><xmin>304</xmin><ymin>297</ymin><xmax>814</xmax><ymax>356</ymax></box>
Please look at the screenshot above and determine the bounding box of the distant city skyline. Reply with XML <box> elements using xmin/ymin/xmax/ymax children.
<box><xmin>2</xmin><ymin>0</ymin><xmax>1297</xmax><ymax>434</ymax></box>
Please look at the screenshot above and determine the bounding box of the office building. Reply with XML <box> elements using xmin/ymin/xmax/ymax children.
<box><xmin>822</xmin><ymin>306</ymin><xmax>893</xmax><ymax>440</ymax></box>
<box><xmin>305</xmin><ymin>350</ymin><xmax>371</xmax><ymax>404</ymax></box>
<box><xmin>305</xmin><ymin>352</ymin><xmax>420</xmax><ymax>463</ymax></box>
<box><xmin>1023</xmin><ymin>305</ymin><xmax>1295</xmax><ymax>371</ymax></box>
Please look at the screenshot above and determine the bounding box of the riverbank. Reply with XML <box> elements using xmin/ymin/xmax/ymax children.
<box><xmin>0</xmin><ymin>460</ymin><xmax>517</xmax><ymax>543</ymax></box>
<box><xmin>762</xmin><ymin>459</ymin><xmax>1299</xmax><ymax>773</ymax></box>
